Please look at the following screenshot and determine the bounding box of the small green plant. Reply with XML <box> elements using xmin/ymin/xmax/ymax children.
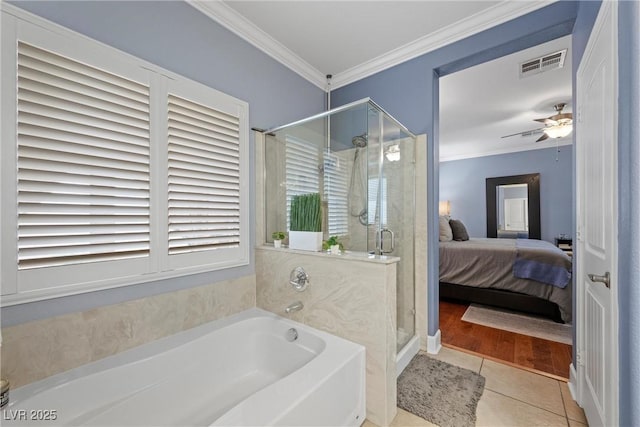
<box><xmin>326</xmin><ymin>235</ymin><xmax>340</xmax><ymax>246</ymax></box>
<box><xmin>290</xmin><ymin>193</ymin><xmax>322</xmax><ymax>232</ymax></box>
<box><xmin>323</xmin><ymin>235</ymin><xmax>344</xmax><ymax>251</ymax></box>
<box><xmin>272</xmin><ymin>231</ymin><xmax>286</xmax><ymax>240</ymax></box>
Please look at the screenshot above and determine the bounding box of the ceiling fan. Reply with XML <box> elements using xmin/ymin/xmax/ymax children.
<box><xmin>501</xmin><ymin>103</ymin><xmax>573</xmax><ymax>142</ymax></box>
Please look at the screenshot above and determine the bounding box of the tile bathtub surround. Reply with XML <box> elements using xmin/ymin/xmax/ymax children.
<box><xmin>1</xmin><ymin>274</ymin><xmax>256</xmax><ymax>388</ymax></box>
<box><xmin>256</xmin><ymin>247</ymin><xmax>397</xmax><ymax>427</ymax></box>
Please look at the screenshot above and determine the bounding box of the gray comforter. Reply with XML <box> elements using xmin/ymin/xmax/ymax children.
<box><xmin>439</xmin><ymin>238</ymin><xmax>572</xmax><ymax>323</ymax></box>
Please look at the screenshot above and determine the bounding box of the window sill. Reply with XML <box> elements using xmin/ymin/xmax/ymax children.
<box><xmin>256</xmin><ymin>245</ymin><xmax>400</xmax><ymax>265</ymax></box>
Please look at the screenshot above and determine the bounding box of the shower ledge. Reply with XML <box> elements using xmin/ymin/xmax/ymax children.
<box><xmin>257</xmin><ymin>245</ymin><xmax>400</xmax><ymax>265</ymax></box>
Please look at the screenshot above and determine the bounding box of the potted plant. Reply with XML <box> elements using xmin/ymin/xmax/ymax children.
<box><xmin>272</xmin><ymin>231</ymin><xmax>286</xmax><ymax>248</ymax></box>
<box><xmin>323</xmin><ymin>235</ymin><xmax>343</xmax><ymax>254</ymax></box>
<box><xmin>289</xmin><ymin>193</ymin><xmax>322</xmax><ymax>251</ymax></box>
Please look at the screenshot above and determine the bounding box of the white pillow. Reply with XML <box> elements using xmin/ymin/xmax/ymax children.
<box><xmin>439</xmin><ymin>215</ymin><xmax>453</xmax><ymax>242</ymax></box>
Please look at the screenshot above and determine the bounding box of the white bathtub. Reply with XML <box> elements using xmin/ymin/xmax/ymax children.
<box><xmin>4</xmin><ymin>308</ymin><xmax>366</xmax><ymax>426</ymax></box>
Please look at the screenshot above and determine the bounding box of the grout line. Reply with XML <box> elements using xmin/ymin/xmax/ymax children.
<box><xmin>558</xmin><ymin>380</ymin><xmax>571</xmax><ymax>425</ymax></box>
<box><xmin>486</xmin><ymin>388</ymin><xmax>569</xmax><ymax>421</ymax></box>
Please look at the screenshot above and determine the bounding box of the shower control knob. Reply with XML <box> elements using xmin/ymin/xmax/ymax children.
<box><xmin>289</xmin><ymin>267</ymin><xmax>309</xmax><ymax>292</ymax></box>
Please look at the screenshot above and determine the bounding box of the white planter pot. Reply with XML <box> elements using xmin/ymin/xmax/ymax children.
<box><xmin>273</xmin><ymin>240</ymin><xmax>282</xmax><ymax>248</ymax></box>
<box><xmin>289</xmin><ymin>231</ymin><xmax>322</xmax><ymax>252</ymax></box>
<box><xmin>330</xmin><ymin>245</ymin><xmax>340</xmax><ymax>255</ymax></box>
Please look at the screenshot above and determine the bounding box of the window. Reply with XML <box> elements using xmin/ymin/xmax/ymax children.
<box><xmin>284</xmin><ymin>136</ymin><xmax>349</xmax><ymax>236</ymax></box>
<box><xmin>323</xmin><ymin>153</ymin><xmax>349</xmax><ymax>235</ymax></box>
<box><xmin>284</xmin><ymin>136</ymin><xmax>320</xmax><ymax>230</ymax></box>
<box><xmin>368</xmin><ymin>177</ymin><xmax>388</xmax><ymax>226</ymax></box>
<box><xmin>167</xmin><ymin>95</ymin><xmax>241</xmax><ymax>255</ymax></box>
<box><xmin>16</xmin><ymin>42</ymin><xmax>152</xmax><ymax>270</ymax></box>
<box><xmin>1</xmin><ymin>11</ymin><xmax>249</xmax><ymax>304</ymax></box>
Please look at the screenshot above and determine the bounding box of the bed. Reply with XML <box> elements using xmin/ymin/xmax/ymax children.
<box><xmin>439</xmin><ymin>238</ymin><xmax>572</xmax><ymax>323</ymax></box>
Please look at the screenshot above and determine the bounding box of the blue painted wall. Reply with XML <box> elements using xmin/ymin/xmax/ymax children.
<box><xmin>332</xmin><ymin>1</ymin><xmax>579</xmax><ymax>336</ymax></box>
<box><xmin>440</xmin><ymin>147</ymin><xmax>573</xmax><ymax>243</ymax></box>
<box><xmin>2</xmin><ymin>1</ymin><xmax>324</xmax><ymax>326</ymax></box>
<box><xmin>338</xmin><ymin>1</ymin><xmax>640</xmax><ymax>423</ymax></box>
<box><xmin>617</xmin><ymin>1</ymin><xmax>640</xmax><ymax>425</ymax></box>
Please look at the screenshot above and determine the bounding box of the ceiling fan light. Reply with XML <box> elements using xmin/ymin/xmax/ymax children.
<box><xmin>544</xmin><ymin>123</ymin><xmax>573</xmax><ymax>138</ymax></box>
<box><xmin>384</xmin><ymin>144</ymin><xmax>401</xmax><ymax>161</ymax></box>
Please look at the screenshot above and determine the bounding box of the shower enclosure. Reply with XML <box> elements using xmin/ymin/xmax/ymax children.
<box><xmin>263</xmin><ymin>98</ymin><xmax>416</xmax><ymax>352</ymax></box>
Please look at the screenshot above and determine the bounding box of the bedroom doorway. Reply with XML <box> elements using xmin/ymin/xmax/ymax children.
<box><xmin>575</xmin><ymin>1</ymin><xmax>619</xmax><ymax>423</ymax></box>
<box><xmin>437</xmin><ymin>35</ymin><xmax>575</xmax><ymax>379</ymax></box>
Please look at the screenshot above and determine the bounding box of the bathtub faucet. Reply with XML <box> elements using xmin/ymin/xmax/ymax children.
<box><xmin>285</xmin><ymin>301</ymin><xmax>304</xmax><ymax>314</ymax></box>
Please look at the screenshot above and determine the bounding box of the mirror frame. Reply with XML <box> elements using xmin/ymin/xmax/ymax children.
<box><xmin>486</xmin><ymin>173</ymin><xmax>541</xmax><ymax>240</ymax></box>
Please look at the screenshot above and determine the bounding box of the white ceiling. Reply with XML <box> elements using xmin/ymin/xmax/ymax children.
<box><xmin>193</xmin><ymin>0</ymin><xmax>555</xmax><ymax>88</ymax></box>
<box><xmin>191</xmin><ymin>1</ymin><xmax>571</xmax><ymax>160</ymax></box>
<box><xmin>223</xmin><ymin>1</ymin><xmax>501</xmax><ymax>75</ymax></box>
<box><xmin>440</xmin><ymin>35</ymin><xmax>572</xmax><ymax>161</ymax></box>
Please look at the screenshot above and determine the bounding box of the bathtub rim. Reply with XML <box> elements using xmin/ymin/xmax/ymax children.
<box><xmin>8</xmin><ymin>307</ymin><xmax>366</xmax><ymax>424</ymax></box>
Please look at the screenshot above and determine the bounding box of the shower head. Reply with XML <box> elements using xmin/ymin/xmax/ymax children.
<box><xmin>352</xmin><ymin>134</ymin><xmax>367</xmax><ymax>148</ymax></box>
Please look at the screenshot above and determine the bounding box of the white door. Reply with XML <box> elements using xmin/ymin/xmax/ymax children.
<box><xmin>576</xmin><ymin>1</ymin><xmax>618</xmax><ymax>426</ymax></box>
<box><xmin>504</xmin><ymin>198</ymin><xmax>527</xmax><ymax>231</ymax></box>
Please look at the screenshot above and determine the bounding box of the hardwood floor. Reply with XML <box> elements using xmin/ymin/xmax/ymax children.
<box><xmin>439</xmin><ymin>299</ymin><xmax>572</xmax><ymax>379</ymax></box>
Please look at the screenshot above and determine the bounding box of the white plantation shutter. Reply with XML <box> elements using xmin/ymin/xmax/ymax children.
<box><xmin>16</xmin><ymin>42</ymin><xmax>151</xmax><ymax>269</ymax></box>
<box><xmin>285</xmin><ymin>136</ymin><xmax>320</xmax><ymax>230</ymax></box>
<box><xmin>324</xmin><ymin>153</ymin><xmax>349</xmax><ymax>235</ymax></box>
<box><xmin>368</xmin><ymin>177</ymin><xmax>388</xmax><ymax>226</ymax></box>
<box><xmin>1</xmin><ymin>16</ymin><xmax>249</xmax><ymax>304</ymax></box>
<box><xmin>167</xmin><ymin>95</ymin><xmax>241</xmax><ymax>254</ymax></box>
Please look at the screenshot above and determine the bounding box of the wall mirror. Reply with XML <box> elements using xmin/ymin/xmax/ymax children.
<box><xmin>486</xmin><ymin>173</ymin><xmax>540</xmax><ymax>239</ymax></box>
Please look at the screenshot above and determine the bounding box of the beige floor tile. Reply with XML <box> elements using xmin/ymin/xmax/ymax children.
<box><xmin>391</xmin><ymin>408</ymin><xmax>438</xmax><ymax>427</ymax></box>
<box><xmin>363</xmin><ymin>408</ymin><xmax>437</xmax><ymax>427</ymax></box>
<box><xmin>477</xmin><ymin>389</ymin><xmax>569</xmax><ymax>427</ymax></box>
<box><xmin>560</xmin><ymin>381</ymin><xmax>588</xmax><ymax>423</ymax></box>
<box><xmin>480</xmin><ymin>359</ymin><xmax>565</xmax><ymax>416</ymax></box>
<box><xmin>427</xmin><ymin>346</ymin><xmax>483</xmax><ymax>373</ymax></box>
<box><xmin>568</xmin><ymin>419</ymin><xmax>588</xmax><ymax>427</ymax></box>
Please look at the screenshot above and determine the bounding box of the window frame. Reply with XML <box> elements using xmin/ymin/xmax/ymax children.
<box><xmin>0</xmin><ymin>6</ymin><xmax>250</xmax><ymax>306</ymax></box>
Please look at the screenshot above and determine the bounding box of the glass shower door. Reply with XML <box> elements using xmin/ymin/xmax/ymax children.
<box><xmin>368</xmin><ymin>110</ymin><xmax>416</xmax><ymax>352</ymax></box>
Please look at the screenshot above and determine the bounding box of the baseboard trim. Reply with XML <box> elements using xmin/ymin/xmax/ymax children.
<box><xmin>568</xmin><ymin>363</ymin><xmax>580</xmax><ymax>404</ymax></box>
<box><xmin>427</xmin><ymin>330</ymin><xmax>442</xmax><ymax>354</ymax></box>
<box><xmin>396</xmin><ymin>335</ymin><xmax>420</xmax><ymax>377</ymax></box>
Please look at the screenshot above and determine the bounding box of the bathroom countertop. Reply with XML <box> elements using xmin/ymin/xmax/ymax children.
<box><xmin>256</xmin><ymin>245</ymin><xmax>400</xmax><ymax>264</ymax></box>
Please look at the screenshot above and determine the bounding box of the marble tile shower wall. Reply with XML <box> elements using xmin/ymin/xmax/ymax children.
<box><xmin>344</xmin><ymin>135</ymin><xmax>427</xmax><ymax>350</ymax></box>
<box><xmin>255</xmin><ymin>247</ymin><xmax>398</xmax><ymax>426</ymax></box>
<box><xmin>1</xmin><ymin>275</ymin><xmax>256</xmax><ymax>388</ymax></box>
<box><xmin>383</xmin><ymin>140</ymin><xmax>416</xmax><ymax>344</ymax></box>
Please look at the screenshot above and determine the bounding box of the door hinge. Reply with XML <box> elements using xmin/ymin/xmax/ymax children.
<box><xmin>576</xmin><ymin>351</ymin><xmax>585</xmax><ymax>367</ymax></box>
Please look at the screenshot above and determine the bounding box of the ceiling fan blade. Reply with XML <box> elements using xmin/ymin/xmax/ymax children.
<box><xmin>501</xmin><ymin>128</ymin><xmax>545</xmax><ymax>138</ymax></box>
<box><xmin>534</xmin><ymin>118</ymin><xmax>558</xmax><ymax>125</ymax></box>
<box><xmin>536</xmin><ymin>133</ymin><xmax>550</xmax><ymax>142</ymax></box>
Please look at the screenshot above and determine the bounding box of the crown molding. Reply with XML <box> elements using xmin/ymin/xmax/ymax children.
<box><xmin>440</xmin><ymin>138</ymin><xmax>573</xmax><ymax>162</ymax></box>
<box><xmin>189</xmin><ymin>0</ymin><xmax>327</xmax><ymax>89</ymax></box>
<box><xmin>331</xmin><ymin>0</ymin><xmax>557</xmax><ymax>89</ymax></box>
<box><xmin>189</xmin><ymin>0</ymin><xmax>555</xmax><ymax>92</ymax></box>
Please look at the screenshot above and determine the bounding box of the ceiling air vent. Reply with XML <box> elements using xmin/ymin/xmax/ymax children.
<box><xmin>520</xmin><ymin>49</ymin><xmax>567</xmax><ymax>78</ymax></box>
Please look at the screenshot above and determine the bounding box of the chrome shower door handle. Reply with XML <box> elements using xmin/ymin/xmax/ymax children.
<box><xmin>588</xmin><ymin>271</ymin><xmax>610</xmax><ymax>288</ymax></box>
<box><xmin>380</xmin><ymin>228</ymin><xmax>395</xmax><ymax>254</ymax></box>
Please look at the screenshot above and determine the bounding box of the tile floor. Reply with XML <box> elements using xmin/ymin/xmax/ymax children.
<box><xmin>364</xmin><ymin>347</ymin><xmax>588</xmax><ymax>427</ymax></box>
